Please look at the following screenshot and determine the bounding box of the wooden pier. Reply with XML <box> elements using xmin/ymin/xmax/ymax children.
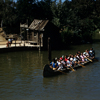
<box><xmin>0</xmin><ymin>40</ymin><xmax>43</xmax><ymax>53</ymax></box>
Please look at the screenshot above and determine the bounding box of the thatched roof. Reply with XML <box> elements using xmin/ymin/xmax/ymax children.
<box><xmin>29</xmin><ymin>19</ymin><xmax>49</xmax><ymax>31</ymax></box>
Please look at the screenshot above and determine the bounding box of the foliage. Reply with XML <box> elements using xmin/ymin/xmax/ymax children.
<box><xmin>0</xmin><ymin>0</ymin><xmax>100</xmax><ymax>44</ymax></box>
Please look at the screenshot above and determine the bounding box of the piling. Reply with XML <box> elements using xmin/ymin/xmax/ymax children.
<box><xmin>48</xmin><ymin>37</ymin><xmax>51</xmax><ymax>61</ymax></box>
<box><xmin>39</xmin><ymin>37</ymin><xmax>41</xmax><ymax>51</ymax></box>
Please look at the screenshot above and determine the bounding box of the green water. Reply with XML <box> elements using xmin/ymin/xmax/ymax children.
<box><xmin>0</xmin><ymin>42</ymin><xmax>100</xmax><ymax>100</ymax></box>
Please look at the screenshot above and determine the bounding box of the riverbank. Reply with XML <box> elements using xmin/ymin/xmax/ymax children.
<box><xmin>0</xmin><ymin>40</ymin><xmax>42</xmax><ymax>53</ymax></box>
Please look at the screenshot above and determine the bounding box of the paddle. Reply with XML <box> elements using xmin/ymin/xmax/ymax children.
<box><xmin>69</xmin><ymin>66</ymin><xmax>75</xmax><ymax>71</ymax></box>
<box><xmin>76</xmin><ymin>62</ymin><xmax>85</xmax><ymax>67</ymax></box>
<box><xmin>85</xmin><ymin>57</ymin><xmax>92</xmax><ymax>62</ymax></box>
<box><xmin>58</xmin><ymin>70</ymin><xmax>67</xmax><ymax>74</ymax></box>
<box><xmin>79</xmin><ymin>63</ymin><xmax>85</xmax><ymax>67</ymax></box>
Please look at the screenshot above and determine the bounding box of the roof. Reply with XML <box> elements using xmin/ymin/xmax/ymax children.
<box><xmin>29</xmin><ymin>19</ymin><xmax>49</xmax><ymax>31</ymax></box>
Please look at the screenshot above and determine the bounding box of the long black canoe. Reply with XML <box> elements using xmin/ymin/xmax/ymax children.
<box><xmin>43</xmin><ymin>58</ymin><xmax>96</xmax><ymax>77</ymax></box>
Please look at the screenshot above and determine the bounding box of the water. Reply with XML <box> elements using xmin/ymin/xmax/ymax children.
<box><xmin>0</xmin><ymin>43</ymin><xmax>100</xmax><ymax>100</ymax></box>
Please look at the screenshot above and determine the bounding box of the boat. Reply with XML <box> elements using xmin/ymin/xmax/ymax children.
<box><xmin>43</xmin><ymin>58</ymin><xmax>97</xmax><ymax>77</ymax></box>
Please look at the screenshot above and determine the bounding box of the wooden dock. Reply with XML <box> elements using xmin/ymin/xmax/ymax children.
<box><xmin>0</xmin><ymin>40</ymin><xmax>43</xmax><ymax>53</ymax></box>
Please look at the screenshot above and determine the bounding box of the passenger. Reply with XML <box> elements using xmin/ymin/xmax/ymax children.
<box><xmin>89</xmin><ymin>48</ymin><xmax>95</xmax><ymax>59</ymax></box>
<box><xmin>80</xmin><ymin>53</ymin><xmax>85</xmax><ymax>63</ymax></box>
<box><xmin>61</xmin><ymin>58</ymin><xmax>66</xmax><ymax>68</ymax></box>
<box><xmin>83</xmin><ymin>49</ymin><xmax>90</xmax><ymax>61</ymax></box>
<box><xmin>73</xmin><ymin>55</ymin><xmax>78</xmax><ymax>67</ymax></box>
<box><xmin>57</xmin><ymin>59</ymin><xmax>63</xmax><ymax>70</ymax></box>
<box><xmin>56</xmin><ymin>58</ymin><xmax>59</xmax><ymax>64</ymax></box>
<box><xmin>77</xmin><ymin>50</ymin><xmax>81</xmax><ymax>55</ymax></box>
<box><xmin>60</xmin><ymin>55</ymin><xmax>64</xmax><ymax>60</ymax></box>
<box><xmin>76</xmin><ymin>53</ymin><xmax>80</xmax><ymax>61</ymax></box>
<box><xmin>66</xmin><ymin>58</ymin><xmax>72</xmax><ymax>68</ymax></box>
<box><xmin>83</xmin><ymin>52</ymin><xmax>88</xmax><ymax>62</ymax></box>
<box><xmin>69</xmin><ymin>54</ymin><xmax>71</xmax><ymax>59</ymax></box>
<box><xmin>70</xmin><ymin>54</ymin><xmax>74</xmax><ymax>59</ymax></box>
<box><xmin>76</xmin><ymin>53</ymin><xmax>82</xmax><ymax>64</ymax></box>
<box><xmin>50</xmin><ymin>59</ymin><xmax>58</xmax><ymax>70</ymax></box>
<box><xmin>64</xmin><ymin>55</ymin><xmax>68</xmax><ymax>62</ymax></box>
<box><xmin>85</xmin><ymin>49</ymin><xmax>90</xmax><ymax>58</ymax></box>
<box><xmin>70</xmin><ymin>55</ymin><xmax>74</xmax><ymax>67</ymax></box>
<box><xmin>92</xmin><ymin>48</ymin><xmax>95</xmax><ymax>57</ymax></box>
<box><xmin>83</xmin><ymin>50</ymin><xmax>86</xmax><ymax>55</ymax></box>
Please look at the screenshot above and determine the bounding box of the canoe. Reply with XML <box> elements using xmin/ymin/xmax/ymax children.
<box><xmin>43</xmin><ymin>64</ymin><xmax>70</xmax><ymax>77</ymax></box>
<box><xmin>43</xmin><ymin>58</ymin><xmax>96</xmax><ymax>77</ymax></box>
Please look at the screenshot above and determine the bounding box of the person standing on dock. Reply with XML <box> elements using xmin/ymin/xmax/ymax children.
<box><xmin>6</xmin><ymin>38</ymin><xmax>12</xmax><ymax>47</ymax></box>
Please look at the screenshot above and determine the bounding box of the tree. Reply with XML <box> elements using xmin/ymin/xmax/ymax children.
<box><xmin>0</xmin><ymin>0</ymin><xmax>17</xmax><ymax>26</ymax></box>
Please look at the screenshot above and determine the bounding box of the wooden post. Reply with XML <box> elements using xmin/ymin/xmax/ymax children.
<box><xmin>48</xmin><ymin>37</ymin><xmax>51</xmax><ymax>61</ymax></box>
<box><xmin>20</xmin><ymin>23</ymin><xmax>22</xmax><ymax>43</ymax></box>
<box><xmin>24</xmin><ymin>27</ymin><xmax>25</xmax><ymax>46</ymax></box>
<box><xmin>15</xmin><ymin>38</ymin><xmax>16</xmax><ymax>47</ymax></box>
<box><xmin>8</xmin><ymin>38</ymin><xmax>10</xmax><ymax>48</ymax></box>
<box><xmin>39</xmin><ymin>35</ymin><xmax>41</xmax><ymax>51</ymax></box>
<box><xmin>1</xmin><ymin>20</ymin><xmax>3</xmax><ymax>27</ymax></box>
<box><xmin>39</xmin><ymin>37</ymin><xmax>41</xmax><ymax>51</ymax></box>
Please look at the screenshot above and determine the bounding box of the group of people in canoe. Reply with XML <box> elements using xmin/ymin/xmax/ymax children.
<box><xmin>50</xmin><ymin>48</ymin><xmax>95</xmax><ymax>71</ymax></box>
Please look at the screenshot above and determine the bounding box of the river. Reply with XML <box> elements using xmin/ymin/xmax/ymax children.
<box><xmin>0</xmin><ymin>42</ymin><xmax>100</xmax><ymax>100</ymax></box>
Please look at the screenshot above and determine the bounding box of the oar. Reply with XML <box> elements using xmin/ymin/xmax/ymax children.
<box><xmin>69</xmin><ymin>66</ymin><xmax>75</xmax><ymax>71</ymax></box>
<box><xmin>76</xmin><ymin>62</ymin><xmax>85</xmax><ymax>67</ymax></box>
<box><xmin>79</xmin><ymin>63</ymin><xmax>85</xmax><ymax>67</ymax></box>
<box><xmin>58</xmin><ymin>70</ymin><xmax>67</xmax><ymax>74</ymax></box>
<box><xmin>85</xmin><ymin>57</ymin><xmax>92</xmax><ymax>62</ymax></box>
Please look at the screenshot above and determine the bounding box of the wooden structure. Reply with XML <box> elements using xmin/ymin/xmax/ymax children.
<box><xmin>20</xmin><ymin>23</ymin><xmax>28</xmax><ymax>39</ymax></box>
<box><xmin>0</xmin><ymin>28</ymin><xmax>6</xmax><ymax>41</ymax></box>
<box><xmin>28</xmin><ymin>19</ymin><xmax>44</xmax><ymax>46</ymax></box>
<box><xmin>28</xmin><ymin>19</ymin><xmax>60</xmax><ymax>49</ymax></box>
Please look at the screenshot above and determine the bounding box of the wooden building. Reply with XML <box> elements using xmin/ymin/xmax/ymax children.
<box><xmin>28</xmin><ymin>19</ymin><xmax>60</xmax><ymax>50</ymax></box>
